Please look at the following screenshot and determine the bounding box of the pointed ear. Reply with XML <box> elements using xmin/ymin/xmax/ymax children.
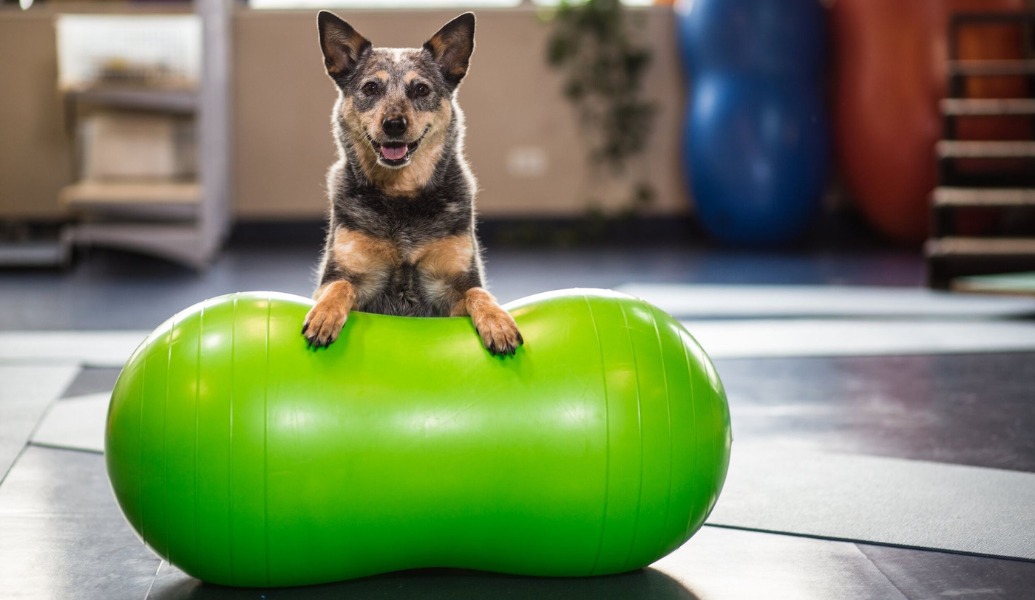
<box><xmin>423</xmin><ymin>13</ymin><xmax>475</xmax><ymax>88</ymax></box>
<box><xmin>318</xmin><ymin>11</ymin><xmax>371</xmax><ymax>80</ymax></box>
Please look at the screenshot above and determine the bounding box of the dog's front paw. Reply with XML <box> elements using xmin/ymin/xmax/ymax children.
<box><xmin>302</xmin><ymin>302</ymin><xmax>349</xmax><ymax>348</ymax></box>
<box><xmin>474</xmin><ymin>309</ymin><xmax>524</xmax><ymax>357</ymax></box>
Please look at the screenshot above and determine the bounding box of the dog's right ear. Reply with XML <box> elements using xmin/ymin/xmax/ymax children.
<box><xmin>318</xmin><ymin>11</ymin><xmax>371</xmax><ymax>81</ymax></box>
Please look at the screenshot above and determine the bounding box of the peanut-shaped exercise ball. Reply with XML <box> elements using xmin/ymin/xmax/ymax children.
<box><xmin>105</xmin><ymin>289</ymin><xmax>731</xmax><ymax>587</ymax></box>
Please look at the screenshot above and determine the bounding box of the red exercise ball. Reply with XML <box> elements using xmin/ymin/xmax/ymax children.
<box><xmin>831</xmin><ymin>0</ymin><xmax>1026</xmax><ymax>244</ymax></box>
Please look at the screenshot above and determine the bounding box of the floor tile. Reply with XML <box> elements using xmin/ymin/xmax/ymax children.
<box><xmin>857</xmin><ymin>543</ymin><xmax>1035</xmax><ymax>600</ymax></box>
<box><xmin>0</xmin><ymin>366</ymin><xmax>78</xmax><ymax>481</ymax></box>
<box><xmin>0</xmin><ymin>515</ymin><xmax>159</xmax><ymax>600</ymax></box>
<box><xmin>709</xmin><ymin>448</ymin><xmax>1035</xmax><ymax>559</ymax></box>
<box><xmin>0</xmin><ymin>447</ymin><xmax>159</xmax><ymax>599</ymax></box>
<box><xmin>31</xmin><ymin>393</ymin><xmax>108</xmax><ymax>454</ymax></box>
<box><xmin>717</xmin><ymin>353</ymin><xmax>1035</xmax><ymax>471</ymax></box>
<box><xmin>0</xmin><ymin>445</ymin><xmax>120</xmax><ymax>517</ymax></box>
<box><xmin>657</xmin><ymin>527</ymin><xmax>906</xmax><ymax>600</ymax></box>
<box><xmin>60</xmin><ymin>367</ymin><xmax>121</xmax><ymax>399</ymax></box>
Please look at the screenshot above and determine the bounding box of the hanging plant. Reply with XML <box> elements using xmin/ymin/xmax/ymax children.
<box><xmin>545</xmin><ymin>0</ymin><xmax>657</xmax><ymax>219</ymax></box>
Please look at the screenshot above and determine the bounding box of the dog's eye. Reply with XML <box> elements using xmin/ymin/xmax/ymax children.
<box><xmin>361</xmin><ymin>81</ymin><xmax>380</xmax><ymax>96</ymax></box>
<box><xmin>412</xmin><ymin>83</ymin><xmax>431</xmax><ymax>98</ymax></box>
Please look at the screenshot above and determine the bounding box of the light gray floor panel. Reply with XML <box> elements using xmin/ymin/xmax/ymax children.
<box><xmin>709</xmin><ymin>447</ymin><xmax>1035</xmax><ymax>560</ymax></box>
<box><xmin>620</xmin><ymin>283</ymin><xmax>1035</xmax><ymax>319</ymax></box>
<box><xmin>0</xmin><ymin>447</ymin><xmax>160</xmax><ymax>600</ymax></box>
<box><xmin>0</xmin><ymin>366</ymin><xmax>79</xmax><ymax>481</ymax></box>
<box><xmin>686</xmin><ymin>318</ymin><xmax>1035</xmax><ymax>358</ymax></box>
<box><xmin>31</xmin><ymin>393</ymin><xmax>109</xmax><ymax>454</ymax></box>
<box><xmin>0</xmin><ymin>331</ymin><xmax>147</xmax><ymax>368</ymax></box>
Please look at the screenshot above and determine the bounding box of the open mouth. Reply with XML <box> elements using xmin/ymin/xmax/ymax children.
<box><xmin>369</xmin><ymin>126</ymin><xmax>430</xmax><ymax>168</ymax></box>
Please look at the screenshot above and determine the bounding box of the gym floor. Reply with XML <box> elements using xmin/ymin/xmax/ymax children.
<box><xmin>1</xmin><ymin>222</ymin><xmax>1034</xmax><ymax>599</ymax></box>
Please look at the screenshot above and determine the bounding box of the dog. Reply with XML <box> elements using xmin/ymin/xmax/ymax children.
<box><xmin>302</xmin><ymin>11</ymin><xmax>523</xmax><ymax>357</ymax></box>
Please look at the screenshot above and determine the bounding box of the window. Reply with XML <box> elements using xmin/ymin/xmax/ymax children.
<box><xmin>250</xmin><ymin>0</ymin><xmax>653</xmax><ymax>10</ymax></box>
<box><xmin>251</xmin><ymin>0</ymin><xmax>521</xmax><ymax>9</ymax></box>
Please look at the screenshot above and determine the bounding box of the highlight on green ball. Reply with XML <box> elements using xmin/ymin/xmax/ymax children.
<box><xmin>105</xmin><ymin>288</ymin><xmax>731</xmax><ymax>587</ymax></box>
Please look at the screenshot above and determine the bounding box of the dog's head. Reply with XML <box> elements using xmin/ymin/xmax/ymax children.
<box><xmin>318</xmin><ymin>11</ymin><xmax>474</xmax><ymax>173</ymax></box>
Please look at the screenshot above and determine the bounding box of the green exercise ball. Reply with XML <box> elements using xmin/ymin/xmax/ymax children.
<box><xmin>105</xmin><ymin>289</ymin><xmax>731</xmax><ymax>587</ymax></box>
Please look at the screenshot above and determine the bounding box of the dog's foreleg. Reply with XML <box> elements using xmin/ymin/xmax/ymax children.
<box><xmin>451</xmin><ymin>287</ymin><xmax>523</xmax><ymax>356</ymax></box>
<box><xmin>303</xmin><ymin>280</ymin><xmax>356</xmax><ymax>348</ymax></box>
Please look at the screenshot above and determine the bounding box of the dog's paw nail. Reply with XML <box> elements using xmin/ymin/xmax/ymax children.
<box><xmin>487</xmin><ymin>339</ymin><xmax>519</xmax><ymax>357</ymax></box>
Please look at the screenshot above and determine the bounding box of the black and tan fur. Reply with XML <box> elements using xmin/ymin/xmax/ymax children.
<box><xmin>303</xmin><ymin>11</ymin><xmax>523</xmax><ymax>356</ymax></box>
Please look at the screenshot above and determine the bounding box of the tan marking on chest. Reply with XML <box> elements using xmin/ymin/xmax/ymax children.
<box><xmin>332</xmin><ymin>227</ymin><xmax>401</xmax><ymax>275</ymax></box>
<box><xmin>410</xmin><ymin>234</ymin><xmax>474</xmax><ymax>278</ymax></box>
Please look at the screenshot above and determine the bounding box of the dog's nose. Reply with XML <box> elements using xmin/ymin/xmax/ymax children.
<box><xmin>382</xmin><ymin>116</ymin><xmax>408</xmax><ymax>137</ymax></box>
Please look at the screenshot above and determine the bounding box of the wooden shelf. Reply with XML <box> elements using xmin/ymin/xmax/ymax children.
<box><xmin>948</xmin><ymin>59</ymin><xmax>1035</xmax><ymax>77</ymax></box>
<box><xmin>950</xmin><ymin>11</ymin><xmax>1035</xmax><ymax>25</ymax></box>
<box><xmin>936</xmin><ymin>140</ymin><xmax>1035</xmax><ymax>159</ymax></box>
<box><xmin>932</xmin><ymin>187</ymin><xmax>1035</xmax><ymax>208</ymax></box>
<box><xmin>940</xmin><ymin>98</ymin><xmax>1035</xmax><ymax>116</ymax></box>
<box><xmin>65</xmin><ymin>85</ymin><xmax>198</xmax><ymax>114</ymax></box>
<box><xmin>61</xmin><ymin>181</ymin><xmax>200</xmax><ymax>220</ymax></box>
<box><xmin>927</xmin><ymin>237</ymin><xmax>1035</xmax><ymax>258</ymax></box>
<box><xmin>952</xmin><ymin>271</ymin><xmax>1035</xmax><ymax>296</ymax></box>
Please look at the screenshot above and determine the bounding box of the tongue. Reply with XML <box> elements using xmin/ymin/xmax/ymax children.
<box><xmin>381</xmin><ymin>144</ymin><xmax>407</xmax><ymax>161</ymax></box>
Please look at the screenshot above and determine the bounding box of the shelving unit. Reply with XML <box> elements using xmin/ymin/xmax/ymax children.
<box><xmin>926</xmin><ymin>11</ymin><xmax>1035</xmax><ymax>291</ymax></box>
<box><xmin>58</xmin><ymin>0</ymin><xmax>232</xmax><ymax>270</ymax></box>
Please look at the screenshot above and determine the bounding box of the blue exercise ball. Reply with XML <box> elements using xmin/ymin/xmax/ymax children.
<box><xmin>677</xmin><ymin>0</ymin><xmax>830</xmax><ymax>246</ymax></box>
<box><xmin>684</xmin><ymin>73</ymin><xmax>829</xmax><ymax>246</ymax></box>
<box><xmin>676</xmin><ymin>0</ymin><xmax>827</xmax><ymax>77</ymax></box>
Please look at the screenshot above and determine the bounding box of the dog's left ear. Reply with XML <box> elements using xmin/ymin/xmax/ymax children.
<box><xmin>423</xmin><ymin>13</ymin><xmax>475</xmax><ymax>89</ymax></box>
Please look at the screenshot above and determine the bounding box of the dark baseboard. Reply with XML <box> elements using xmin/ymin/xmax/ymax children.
<box><xmin>228</xmin><ymin>219</ymin><xmax>327</xmax><ymax>246</ymax></box>
<box><xmin>207</xmin><ymin>208</ymin><xmax>908</xmax><ymax>252</ymax></box>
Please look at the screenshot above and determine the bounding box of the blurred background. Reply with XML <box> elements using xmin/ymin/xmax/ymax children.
<box><xmin>3</xmin><ymin>3</ymin><xmax>1035</xmax><ymax>598</ymax></box>
<box><xmin>0</xmin><ymin>0</ymin><xmax>1034</xmax><ymax>300</ymax></box>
